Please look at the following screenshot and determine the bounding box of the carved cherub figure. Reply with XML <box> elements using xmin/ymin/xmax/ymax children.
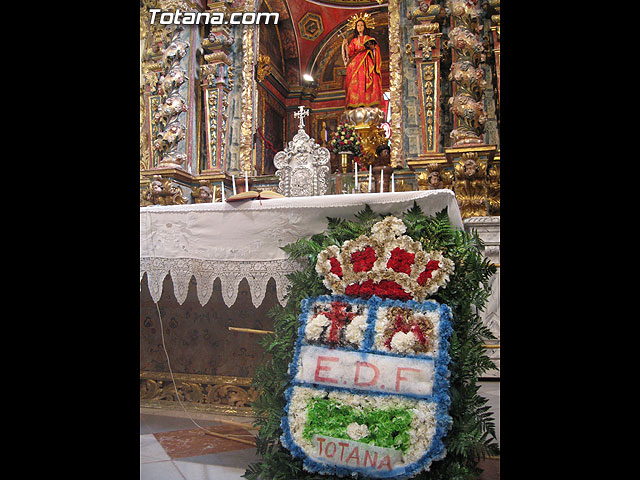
<box><xmin>428</xmin><ymin>170</ymin><xmax>444</xmax><ymax>189</ymax></box>
<box><xmin>192</xmin><ymin>184</ymin><xmax>212</xmax><ymax>203</ymax></box>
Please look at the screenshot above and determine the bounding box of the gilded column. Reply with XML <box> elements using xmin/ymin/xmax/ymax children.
<box><xmin>238</xmin><ymin>0</ymin><xmax>257</xmax><ymax>175</ymax></box>
<box><xmin>408</xmin><ymin>2</ymin><xmax>444</xmax><ymax>157</ymax></box>
<box><xmin>446</xmin><ymin>0</ymin><xmax>487</xmax><ymax>147</ymax></box>
<box><xmin>388</xmin><ymin>0</ymin><xmax>403</xmax><ymax>168</ymax></box>
<box><xmin>151</xmin><ymin>1</ymin><xmax>191</xmax><ymax>169</ymax></box>
<box><xmin>201</xmin><ymin>1</ymin><xmax>235</xmax><ymax>173</ymax></box>
<box><xmin>141</xmin><ymin>0</ymin><xmax>172</xmax><ymax>172</ymax></box>
<box><xmin>442</xmin><ymin>0</ymin><xmax>497</xmax><ymax>218</ymax></box>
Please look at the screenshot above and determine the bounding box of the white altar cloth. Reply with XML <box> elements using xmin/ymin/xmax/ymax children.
<box><xmin>140</xmin><ymin>190</ymin><xmax>463</xmax><ymax>308</ymax></box>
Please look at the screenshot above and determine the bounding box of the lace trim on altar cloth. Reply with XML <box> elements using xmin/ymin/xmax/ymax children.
<box><xmin>140</xmin><ymin>257</ymin><xmax>305</xmax><ymax>308</ymax></box>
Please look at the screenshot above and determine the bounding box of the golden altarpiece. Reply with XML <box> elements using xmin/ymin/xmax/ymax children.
<box><xmin>140</xmin><ymin>0</ymin><xmax>500</xmax><ymax>415</ymax></box>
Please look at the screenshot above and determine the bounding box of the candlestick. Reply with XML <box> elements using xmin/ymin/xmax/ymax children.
<box><xmin>380</xmin><ymin>167</ymin><xmax>384</xmax><ymax>193</ymax></box>
<box><xmin>354</xmin><ymin>162</ymin><xmax>358</xmax><ymax>193</ymax></box>
<box><xmin>221</xmin><ymin>181</ymin><xmax>225</xmax><ymax>201</ymax></box>
<box><xmin>391</xmin><ymin>173</ymin><xmax>395</xmax><ymax>193</ymax></box>
<box><xmin>245</xmin><ymin>171</ymin><xmax>249</xmax><ymax>191</ymax></box>
<box><xmin>213</xmin><ymin>185</ymin><xmax>217</xmax><ymax>202</ymax></box>
<box><xmin>232</xmin><ymin>175</ymin><xmax>237</xmax><ymax>195</ymax></box>
<box><xmin>368</xmin><ymin>165</ymin><xmax>372</xmax><ymax>192</ymax></box>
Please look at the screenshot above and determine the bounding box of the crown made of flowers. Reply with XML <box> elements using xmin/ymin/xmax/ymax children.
<box><xmin>316</xmin><ymin>216</ymin><xmax>454</xmax><ymax>302</ymax></box>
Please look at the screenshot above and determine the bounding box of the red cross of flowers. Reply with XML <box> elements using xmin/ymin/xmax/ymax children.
<box><xmin>316</xmin><ymin>301</ymin><xmax>358</xmax><ymax>344</ymax></box>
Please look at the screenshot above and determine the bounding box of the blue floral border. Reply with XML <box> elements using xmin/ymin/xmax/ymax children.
<box><xmin>280</xmin><ymin>294</ymin><xmax>453</xmax><ymax>479</ymax></box>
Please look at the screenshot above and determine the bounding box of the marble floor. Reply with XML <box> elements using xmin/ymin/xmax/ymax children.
<box><xmin>140</xmin><ymin>380</ymin><xmax>499</xmax><ymax>479</ymax></box>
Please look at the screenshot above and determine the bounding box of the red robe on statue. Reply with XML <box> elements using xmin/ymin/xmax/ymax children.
<box><xmin>344</xmin><ymin>35</ymin><xmax>383</xmax><ymax>109</ymax></box>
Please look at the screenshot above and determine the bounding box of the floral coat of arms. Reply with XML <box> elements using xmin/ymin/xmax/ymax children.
<box><xmin>280</xmin><ymin>216</ymin><xmax>456</xmax><ymax>478</ymax></box>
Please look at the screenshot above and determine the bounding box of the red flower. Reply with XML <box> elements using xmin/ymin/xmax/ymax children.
<box><xmin>411</xmin><ymin>323</ymin><xmax>428</xmax><ymax>345</ymax></box>
<box><xmin>417</xmin><ymin>260</ymin><xmax>440</xmax><ymax>286</ymax></box>
<box><xmin>329</xmin><ymin>257</ymin><xmax>343</xmax><ymax>277</ymax></box>
<box><xmin>359</xmin><ymin>279</ymin><xmax>375</xmax><ymax>297</ymax></box>
<box><xmin>344</xmin><ymin>280</ymin><xmax>411</xmax><ymax>301</ymax></box>
<box><xmin>345</xmin><ymin>282</ymin><xmax>360</xmax><ymax>297</ymax></box>
<box><xmin>351</xmin><ymin>246</ymin><xmax>377</xmax><ymax>272</ymax></box>
<box><xmin>374</xmin><ymin>280</ymin><xmax>412</xmax><ymax>300</ymax></box>
<box><xmin>386</xmin><ymin>247</ymin><xmax>415</xmax><ymax>274</ymax></box>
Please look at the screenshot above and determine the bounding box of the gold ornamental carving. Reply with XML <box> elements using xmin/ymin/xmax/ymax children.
<box><xmin>201</xmin><ymin>14</ymin><xmax>235</xmax><ymax>173</ymax></box>
<box><xmin>140</xmin><ymin>175</ymin><xmax>188</xmax><ymax>206</ymax></box>
<box><xmin>204</xmin><ymin>51</ymin><xmax>232</xmax><ymax>66</ymax></box>
<box><xmin>388</xmin><ymin>0</ymin><xmax>403</xmax><ymax>168</ymax></box>
<box><xmin>256</xmin><ymin>54</ymin><xmax>271</xmax><ymax>83</ymax></box>
<box><xmin>140</xmin><ymin>371</ymin><xmax>258</xmax><ymax>416</ymax></box>
<box><xmin>422</xmin><ymin>63</ymin><xmax>436</xmax><ymax>151</ymax></box>
<box><xmin>239</xmin><ymin>20</ymin><xmax>255</xmax><ymax>174</ymax></box>
<box><xmin>192</xmin><ymin>180</ymin><xmax>215</xmax><ymax>203</ymax></box>
<box><xmin>408</xmin><ymin>5</ymin><xmax>442</xmax><ymax>156</ymax></box>
<box><xmin>487</xmin><ymin>162</ymin><xmax>500</xmax><ymax>215</ymax></box>
<box><xmin>453</xmin><ymin>152</ymin><xmax>488</xmax><ymax>217</ymax></box>
<box><xmin>354</xmin><ymin>124</ymin><xmax>388</xmax><ymax>167</ymax></box>
<box><xmin>417</xmin><ymin>163</ymin><xmax>453</xmax><ymax>191</ymax></box>
<box><xmin>416</xmin><ymin>33</ymin><xmax>438</xmax><ymax>61</ymax></box>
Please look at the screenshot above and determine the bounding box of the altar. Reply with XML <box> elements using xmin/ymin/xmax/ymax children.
<box><xmin>140</xmin><ymin>190</ymin><xmax>464</xmax><ymax>415</ymax></box>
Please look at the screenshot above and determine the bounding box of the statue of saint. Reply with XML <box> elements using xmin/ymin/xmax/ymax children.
<box><xmin>342</xmin><ymin>14</ymin><xmax>383</xmax><ymax>110</ymax></box>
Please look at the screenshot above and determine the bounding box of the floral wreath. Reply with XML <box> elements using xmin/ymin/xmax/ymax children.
<box><xmin>249</xmin><ymin>208</ymin><xmax>499</xmax><ymax>480</ymax></box>
<box><xmin>277</xmin><ymin>216</ymin><xmax>458</xmax><ymax>478</ymax></box>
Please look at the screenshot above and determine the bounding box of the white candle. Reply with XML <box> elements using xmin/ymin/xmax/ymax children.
<box><xmin>380</xmin><ymin>167</ymin><xmax>384</xmax><ymax>193</ymax></box>
<box><xmin>368</xmin><ymin>165</ymin><xmax>372</xmax><ymax>192</ymax></box>
<box><xmin>245</xmin><ymin>171</ymin><xmax>249</xmax><ymax>191</ymax></box>
<box><xmin>221</xmin><ymin>181</ymin><xmax>225</xmax><ymax>201</ymax></box>
<box><xmin>354</xmin><ymin>162</ymin><xmax>358</xmax><ymax>193</ymax></box>
<box><xmin>232</xmin><ymin>174</ymin><xmax>237</xmax><ymax>195</ymax></box>
<box><xmin>391</xmin><ymin>172</ymin><xmax>395</xmax><ymax>193</ymax></box>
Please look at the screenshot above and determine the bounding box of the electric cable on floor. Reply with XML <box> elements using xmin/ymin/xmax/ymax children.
<box><xmin>153</xmin><ymin>301</ymin><xmax>256</xmax><ymax>447</ymax></box>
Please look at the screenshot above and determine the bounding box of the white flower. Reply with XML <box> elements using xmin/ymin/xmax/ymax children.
<box><xmin>346</xmin><ymin>422</ymin><xmax>370</xmax><ymax>441</ymax></box>
<box><xmin>389</xmin><ymin>330</ymin><xmax>417</xmax><ymax>353</ymax></box>
<box><xmin>305</xmin><ymin>314</ymin><xmax>330</xmax><ymax>341</ymax></box>
<box><xmin>370</xmin><ymin>216</ymin><xmax>407</xmax><ymax>240</ymax></box>
<box><xmin>344</xmin><ymin>314</ymin><xmax>367</xmax><ymax>345</ymax></box>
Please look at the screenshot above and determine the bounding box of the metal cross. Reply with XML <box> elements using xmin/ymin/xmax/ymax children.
<box><xmin>293</xmin><ymin>106</ymin><xmax>309</xmax><ymax>129</ymax></box>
